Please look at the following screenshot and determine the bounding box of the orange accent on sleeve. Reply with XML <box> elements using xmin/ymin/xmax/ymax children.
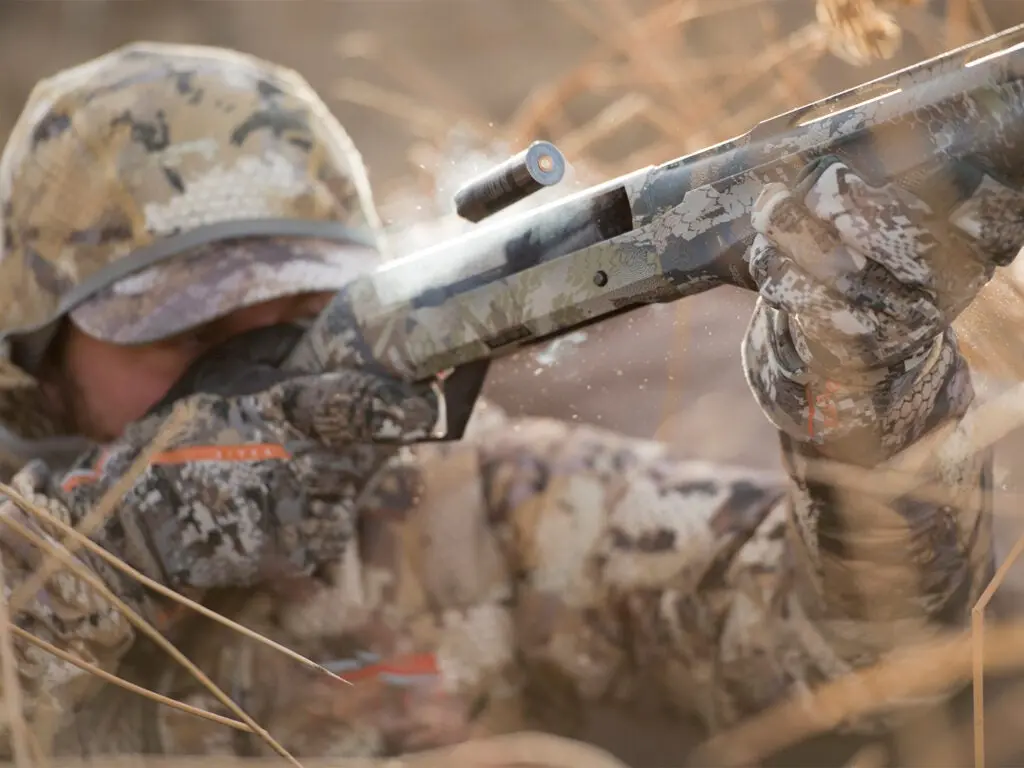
<box><xmin>150</xmin><ymin>444</ymin><xmax>291</xmax><ymax>465</ymax></box>
<box><xmin>60</xmin><ymin>443</ymin><xmax>291</xmax><ymax>492</ymax></box>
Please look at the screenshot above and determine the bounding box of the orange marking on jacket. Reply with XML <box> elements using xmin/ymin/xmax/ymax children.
<box><xmin>806</xmin><ymin>380</ymin><xmax>840</xmax><ymax>437</ymax></box>
<box><xmin>60</xmin><ymin>443</ymin><xmax>291</xmax><ymax>492</ymax></box>
<box><xmin>339</xmin><ymin>653</ymin><xmax>440</xmax><ymax>684</ymax></box>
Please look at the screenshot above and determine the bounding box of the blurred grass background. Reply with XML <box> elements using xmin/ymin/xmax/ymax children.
<box><xmin>1</xmin><ymin>2</ymin><xmax>1023</xmax><ymax>765</ymax></box>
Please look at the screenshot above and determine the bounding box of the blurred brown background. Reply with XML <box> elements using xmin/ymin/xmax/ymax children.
<box><xmin>2</xmin><ymin>2</ymin><xmax>1023</xmax><ymax>764</ymax></box>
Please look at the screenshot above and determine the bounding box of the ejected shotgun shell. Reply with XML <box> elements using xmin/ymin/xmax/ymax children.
<box><xmin>453</xmin><ymin>141</ymin><xmax>566</xmax><ymax>223</ymax></box>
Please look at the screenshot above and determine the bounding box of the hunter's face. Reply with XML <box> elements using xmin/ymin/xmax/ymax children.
<box><xmin>52</xmin><ymin>291</ymin><xmax>334</xmax><ymax>442</ymax></box>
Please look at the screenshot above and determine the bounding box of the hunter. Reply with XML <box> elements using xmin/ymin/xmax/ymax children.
<box><xmin>0</xmin><ymin>41</ymin><xmax>1018</xmax><ymax>760</ymax></box>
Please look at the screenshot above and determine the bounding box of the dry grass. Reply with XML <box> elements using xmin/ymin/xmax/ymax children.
<box><xmin>5</xmin><ymin>1</ymin><xmax>1024</xmax><ymax>767</ymax></box>
<box><xmin>342</xmin><ymin>0</ymin><xmax>997</xmax><ymax>196</ymax></box>
<box><xmin>0</xmin><ymin>732</ymin><xmax>633</xmax><ymax>768</ymax></box>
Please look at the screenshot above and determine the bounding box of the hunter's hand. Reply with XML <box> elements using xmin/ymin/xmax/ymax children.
<box><xmin>741</xmin><ymin>156</ymin><xmax>1024</xmax><ymax>454</ymax></box>
<box><xmin>56</xmin><ymin>325</ymin><xmax>440</xmax><ymax>591</ymax></box>
<box><xmin>746</xmin><ymin>155</ymin><xmax>1024</xmax><ymax>374</ymax></box>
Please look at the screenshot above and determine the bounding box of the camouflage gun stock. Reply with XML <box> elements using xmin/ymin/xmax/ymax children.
<box><xmin>163</xmin><ymin>24</ymin><xmax>1024</xmax><ymax>439</ymax></box>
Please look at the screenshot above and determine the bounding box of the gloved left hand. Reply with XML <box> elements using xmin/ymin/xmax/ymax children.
<box><xmin>49</xmin><ymin>323</ymin><xmax>440</xmax><ymax>596</ymax></box>
<box><xmin>747</xmin><ymin>154</ymin><xmax>1024</xmax><ymax>375</ymax></box>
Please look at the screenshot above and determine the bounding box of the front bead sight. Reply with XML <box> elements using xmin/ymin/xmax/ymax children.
<box><xmin>453</xmin><ymin>140</ymin><xmax>567</xmax><ymax>223</ymax></box>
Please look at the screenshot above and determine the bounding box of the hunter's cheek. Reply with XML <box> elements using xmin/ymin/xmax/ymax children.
<box><xmin>118</xmin><ymin>348</ymin><xmax>199</xmax><ymax>419</ymax></box>
<box><xmin>66</xmin><ymin>337</ymin><xmax>196</xmax><ymax>436</ymax></box>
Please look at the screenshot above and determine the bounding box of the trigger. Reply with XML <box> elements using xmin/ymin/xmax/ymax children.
<box><xmin>422</xmin><ymin>360</ymin><xmax>491</xmax><ymax>442</ymax></box>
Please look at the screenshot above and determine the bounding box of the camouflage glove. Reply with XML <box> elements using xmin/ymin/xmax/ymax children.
<box><xmin>741</xmin><ymin>155</ymin><xmax>1024</xmax><ymax>453</ymax></box>
<box><xmin>55</xmin><ymin>324</ymin><xmax>441</xmax><ymax>598</ymax></box>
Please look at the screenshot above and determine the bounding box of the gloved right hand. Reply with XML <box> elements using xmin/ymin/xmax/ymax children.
<box><xmin>52</xmin><ymin>323</ymin><xmax>441</xmax><ymax>594</ymax></box>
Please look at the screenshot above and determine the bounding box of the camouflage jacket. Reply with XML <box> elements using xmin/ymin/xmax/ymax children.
<box><xmin>0</xmin><ymin>303</ymin><xmax>994</xmax><ymax>761</ymax></box>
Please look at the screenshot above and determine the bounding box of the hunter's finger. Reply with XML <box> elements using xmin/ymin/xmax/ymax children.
<box><xmin>748</xmin><ymin>233</ymin><xmax>872</xmax><ymax>328</ymax></box>
<box><xmin>752</xmin><ymin>248</ymin><xmax>879</xmax><ymax>370</ymax></box>
<box><xmin>749</xmin><ymin>235</ymin><xmax>940</xmax><ymax>369</ymax></box>
<box><xmin>802</xmin><ymin>159</ymin><xmax>1003</xmax><ymax>313</ymax></box>
<box><xmin>752</xmin><ymin>181</ymin><xmax>865</xmax><ymax>285</ymax></box>
<box><xmin>748</xmin><ymin>221</ymin><xmax>936</xmax><ymax>324</ymax></box>
<box><xmin>800</xmin><ymin>160</ymin><xmax>940</xmax><ymax>291</ymax></box>
<box><xmin>751</xmin><ymin>184</ymin><xmax>933</xmax><ymax>325</ymax></box>
<box><xmin>251</xmin><ymin>371</ymin><xmax>440</xmax><ymax>448</ymax></box>
<box><xmin>947</xmin><ymin>171</ymin><xmax>1024</xmax><ymax>265</ymax></box>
